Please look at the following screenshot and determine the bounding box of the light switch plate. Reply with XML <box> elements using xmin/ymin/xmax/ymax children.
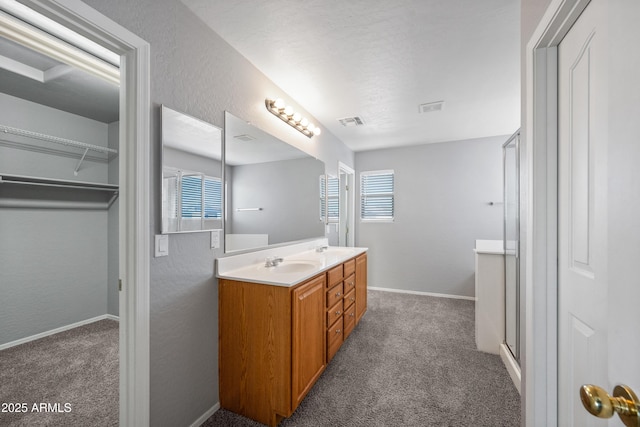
<box><xmin>155</xmin><ymin>234</ymin><xmax>169</xmax><ymax>257</ymax></box>
<box><xmin>211</xmin><ymin>229</ymin><xmax>222</xmax><ymax>249</ymax></box>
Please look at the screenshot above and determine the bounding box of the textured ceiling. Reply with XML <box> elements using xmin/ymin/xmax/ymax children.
<box><xmin>181</xmin><ymin>0</ymin><xmax>520</xmax><ymax>151</ymax></box>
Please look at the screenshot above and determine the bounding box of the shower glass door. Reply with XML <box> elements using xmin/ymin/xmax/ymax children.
<box><xmin>503</xmin><ymin>131</ymin><xmax>520</xmax><ymax>362</ymax></box>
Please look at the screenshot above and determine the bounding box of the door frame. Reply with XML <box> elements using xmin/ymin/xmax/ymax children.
<box><xmin>338</xmin><ymin>161</ymin><xmax>355</xmax><ymax>247</ymax></box>
<box><xmin>524</xmin><ymin>0</ymin><xmax>590</xmax><ymax>426</ymax></box>
<box><xmin>20</xmin><ymin>1</ymin><xmax>152</xmax><ymax>425</ymax></box>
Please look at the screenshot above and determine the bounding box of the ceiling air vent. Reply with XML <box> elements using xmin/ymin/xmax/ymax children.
<box><xmin>233</xmin><ymin>134</ymin><xmax>256</xmax><ymax>142</ymax></box>
<box><xmin>419</xmin><ymin>101</ymin><xmax>445</xmax><ymax>114</ymax></box>
<box><xmin>338</xmin><ymin>116</ymin><xmax>365</xmax><ymax>127</ymax></box>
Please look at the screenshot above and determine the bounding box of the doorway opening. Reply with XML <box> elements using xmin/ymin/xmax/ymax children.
<box><xmin>0</xmin><ymin>0</ymin><xmax>150</xmax><ymax>425</ymax></box>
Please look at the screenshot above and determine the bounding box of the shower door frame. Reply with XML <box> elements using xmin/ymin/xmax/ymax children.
<box><xmin>502</xmin><ymin>131</ymin><xmax>520</xmax><ymax>363</ymax></box>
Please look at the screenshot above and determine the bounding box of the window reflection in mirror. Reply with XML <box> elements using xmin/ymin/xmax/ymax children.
<box><xmin>224</xmin><ymin>111</ymin><xmax>325</xmax><ymax>252</ymax></box>
<box><xmin>161</xmin><ymin>105</ymin><xmax>222</xmax><ymax>233</ymax></box>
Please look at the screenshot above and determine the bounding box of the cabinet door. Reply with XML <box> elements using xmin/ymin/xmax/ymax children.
<box><xmin>355</xmin><ymin>253</ymin><xmax>367</xmax><ymax>322</ymax></box>
<box><xmin>292</xmin><ymin>274</ymin><xmax>327</xmax><ymax>408</ymax></box>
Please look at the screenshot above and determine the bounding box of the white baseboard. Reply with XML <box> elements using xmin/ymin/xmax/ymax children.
<box><xmin>368</xmin><ymin>286</ymin><xmax>476</xmax><ymax>301</ymax></box>
<box><xmin>0</xmin><ymin>314</ymin><xmax>120</xmax><ymax>351</ymax></box>
<box><xmin>499</xmin><ymin>343</ymin><xmax>521</xmax><ymax>394</ymax></box>
<box><xmin>189</xmin><ymin>402</ymin><xmax>220</xmax><ymax>427</ymax></box>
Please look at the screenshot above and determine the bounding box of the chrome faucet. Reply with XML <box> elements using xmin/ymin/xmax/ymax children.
<box><xmin>265</xmin><ymin>256</ymin><xmax>284</xmax><ymax>267</ymax></box>
<box><xmin>316</xmin><ymin>245</ymin><xmax>329</xmax><ymax>253</ymax></box>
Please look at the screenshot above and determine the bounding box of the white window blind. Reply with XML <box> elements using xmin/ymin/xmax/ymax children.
<box><xmin>320</xmin><ymin>175</ymin><xmax>340</xmax><ymax>222</ymax></box>
<box><xmin>360</xmin><ymin>170</ymin><xmax>394</xmax><ymax>221</ymax></box>
<box><xmin>181</xmin><ymin>175</ymin><xmax>222</xmax><ymax>219</ymax></box>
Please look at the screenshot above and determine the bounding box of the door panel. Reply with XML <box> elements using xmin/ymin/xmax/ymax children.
<box><xmin>558</xmin><ymin>0</ymin><xmax>608</xmax><ymax>425</ymax></box>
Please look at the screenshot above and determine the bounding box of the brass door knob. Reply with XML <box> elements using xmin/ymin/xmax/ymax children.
<box><xmin>580</xmin><ymin>384</ymin><xmax>640</xmax><ymax>427</ymax></box>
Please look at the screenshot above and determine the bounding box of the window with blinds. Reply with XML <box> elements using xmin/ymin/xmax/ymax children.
<box><xmin>320</xmin><ymin>175</ymin><xmax>340</xmax><ymax>222</ymax></box>
<box><xmin>360</xmin><ymin>170</ymin><xmax>394</xmax><ymax>221</ymax></box>
<box><xmin>181</xmin><ymin>174</ymin><xmax>222</xmax><ymax>219</ymax></box>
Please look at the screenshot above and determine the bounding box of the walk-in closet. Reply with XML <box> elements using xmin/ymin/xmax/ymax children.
<box><xmin>0</xmin><ymin>3</ymin><xmax>120</xmax><ymax>424</ymax></box>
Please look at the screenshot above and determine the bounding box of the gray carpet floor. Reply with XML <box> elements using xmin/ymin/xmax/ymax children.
<box><xmin>203</xmin><ymin>290</ymin><xmax>521</xmax><ymax>427</ymax></box>
<box><xmin>0</xmin><ymin>319</ymin><xmax>118</xmax><ymax>427</ymax></box>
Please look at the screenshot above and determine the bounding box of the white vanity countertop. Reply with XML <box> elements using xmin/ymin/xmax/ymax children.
<box><xmin>216</xmin><ymin>238</ymin><xmax>367</xmax><ymax>287</ymax></box>
<box><xmin>474</xmin><ymin>239</ymin><xmax>504</xmax><ymax>255</ymax></box>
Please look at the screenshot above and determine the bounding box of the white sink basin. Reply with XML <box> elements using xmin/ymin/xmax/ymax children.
<box><xmin>266</xmin><ymin>261</ymin><xmax>321</xmax><ymax>274</ymax></box>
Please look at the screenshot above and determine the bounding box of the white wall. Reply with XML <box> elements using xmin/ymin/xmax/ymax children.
<box><xmin>355</xmin><ymin>136</ymin><xmax>506</xmax><ymax>298</ymax></box>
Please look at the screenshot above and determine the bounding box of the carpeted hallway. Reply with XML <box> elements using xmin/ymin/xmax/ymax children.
<box><xmin>203</xmin><ymin>290</ymin><xmax>521</xmax><ymax>426</ymax></box>
<box><xmin>0</xmin><ymin>290</ymin><xmax>520</xmax><ymax>426</ymax></box>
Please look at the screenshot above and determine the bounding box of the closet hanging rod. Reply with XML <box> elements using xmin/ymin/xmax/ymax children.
<box><xmin>0</xmin><ymin>124</ymin><xmax>118</xmax><ymax>155</ymax></box>
<box><xmin>0</xmin><ymin>173</ymin><xmax>119</xmax><ymax>192</ymax></box>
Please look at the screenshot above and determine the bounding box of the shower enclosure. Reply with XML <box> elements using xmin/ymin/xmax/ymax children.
<box><xmin>503</xmin><ymin>131</ymin><xmax>520</xmax><ymax>364</ymax></box>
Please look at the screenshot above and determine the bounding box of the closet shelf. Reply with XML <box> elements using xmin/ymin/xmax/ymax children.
<box><xmin>0</xmin><ymin>124</ymin><xmax>118</xmax><ymax>155</ymax></box>
<box><xmin>0</xmin><ymin>173</ymin><xmax>118</xmax><ymax>192</ymax></box>
<box><xmin>0</xmin><ymin>174</ymin><xmax>119</xmax><ymax>210</ymax></box>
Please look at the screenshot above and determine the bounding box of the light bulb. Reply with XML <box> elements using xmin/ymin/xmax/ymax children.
<box><xmin>284</xmin><ymin>105</ymin><xmax>293</xmax><ymax>116</ymax></box>
<box><xmin>300</xmin><ymin>117</ymin><xmax>309</xmax><ymax>127</ymax></box>
<box><xmin>273</xmin><ymin>98</ymin><xmax>285</xmax><ymax>110</ymax></box>
<box><xmin>313</xmin><ymin>126</ymin><xmax>321</xmax><ymax>136</ymax></box>
<box><xmin>292</xmin><ymin>112</ymin><xmax>302</xmax><ymax>123</ymax></box>
<box><xmin>306</xmin><ymin>123</ymin><xmax>315</xmax><ymax>133</ymax></box>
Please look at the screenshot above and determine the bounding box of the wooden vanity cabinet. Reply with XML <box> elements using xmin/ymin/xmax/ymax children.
<box><xmin>219</xmin><ymin>273</ymin><xmax>326</xmax><ymax>427</ymax></box>
<box><xmin>219</xmin><ymin>252</ymin><xmax>368</xmax><ymax>426</ymax></box>
<box><xmin>325</xmin><ymin>255</ymin><xmax>367</xmax><ymax>362</ymax></box>
<box><xmin>292</xmin><ymin>275</ymin><xmax>327</xmax><ymax>408</ymax></box>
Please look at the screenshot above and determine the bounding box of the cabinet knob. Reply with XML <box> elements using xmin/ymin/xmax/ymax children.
<box><xmin>349</xmin><ymin>281</ymin><xmax>354</xmax><ymax>286</ymax></box>
<box><xmin>336</xmin><ymin>292</ymin><xmax>341</xmax><ymax>297</ymax></box>
<box><xmin>336</xmin><ymin>329</ymin><xmax>341</xmax><ymax>334</ymax></box>
<box><xmin>350</xmin><ymin>297</ymin><xmax>355</xmax><ymax>302</ymax></box>
<box><xmin>350</xmin><ymin>312</ymin><xmax>355</xmax><ymax>317</ymax></box>
<box><xmin>336</xmin><ymin>310</ymin><xmax>341</xmax><ymax>315</ymax></box>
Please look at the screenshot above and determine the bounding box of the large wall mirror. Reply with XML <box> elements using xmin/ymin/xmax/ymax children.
<box><xmin>161</xmin><ymin>105</ymin><xmax>223</xmax><ymax>233</ymax></box>
<box><xmin>224</xmin><ymin>111</ymin><xmax>325</xmax><ymax>252</ymax></box>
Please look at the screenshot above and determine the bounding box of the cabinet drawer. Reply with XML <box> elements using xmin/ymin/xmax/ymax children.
<box><xmin>344</xmin><ymin>258</ymin><xmax>356</xmax><ymax>277</ymax></box>
<box><xmin>343</xmin><ymin>288</ymin><xmax>356</xmax><ymax>309</ymax></box>
<box><xmin>327</xmin><ymin>317</ymin><xmax>343</xmax><ymax>361</ymax></box>
<box><xmin>327</xmin><ymin>299</ymin><xmax>343</xmax><ymax>326</ymax></box>
<box><xmin>326</xmin><ymin>282</ymin><xmax>343</xmax><ymax>308</ymax></box>
<box><xmin>343</xmin><ymin>304</ymin><xmax>356</xmax><ymax>339</ymax></box>
<box><xmin>343</xmin><ymin>273</ymin><xmax>356</xmax><ymax>294</ymax></box>
<box><xmin>327</xmin><ymin>264</ymin><xmax>343</xmax><ymax>287</ymax></box>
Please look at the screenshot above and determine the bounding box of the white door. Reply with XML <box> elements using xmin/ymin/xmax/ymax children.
<box><xmin>558</xmin><ymin>0</ymin><xmax>640</xmax><ymax>425</ymax></box>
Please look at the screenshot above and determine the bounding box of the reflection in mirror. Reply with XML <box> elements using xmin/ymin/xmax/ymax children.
<box><xmin>224</xmin><ymin>111</ymin><xmax>325</xmax><ymax>252</ymax></box>
<box><xmin>161</xmin><ymin>105</ymin><xmax>222</xmax><ymax>233</ymax></box>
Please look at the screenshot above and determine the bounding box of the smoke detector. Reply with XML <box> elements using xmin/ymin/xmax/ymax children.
<box><xmin>419</xmin><ymin>101</ymin><xmax>445</xmax><ymax>114</ymax></box>
<box><xmin>338</xmin><ymin>116</ymin><xmax>365</xmax><ymax>127</ymax></box>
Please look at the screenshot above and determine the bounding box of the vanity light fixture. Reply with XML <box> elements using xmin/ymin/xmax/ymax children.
<box><xmin>265</xmin><ymin>98</ymin><xmax>321</xmax><ymax>138</ymax></box>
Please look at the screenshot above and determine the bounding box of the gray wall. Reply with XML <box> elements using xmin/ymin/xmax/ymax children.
<box><xmin>163</xmin><ymin>147</ymin><xmax>221</xmax><ymax>179</ymax></box>
<box><xmin>0</xmin><ymin>94</ymin><xmax>116</xmax><ymax>344</ymax></box>
<box><xmin>229</xmin><ymin>157</ymin><xmax>325</xmax><ymax>245</ymax></box>
<box><xmin>355</xmin><ymin>136</ymin><xmax>505</xmax><ymax>298</ymax></box>
<box><xmin>79</xmin><ymin>0</ymin><xmax>354</xmax><ymax>425</ymax></box>
<box><xmin>108</xmin><ymin>121</ymin><xmax>120</xmax><ymax>317</ymax></box>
